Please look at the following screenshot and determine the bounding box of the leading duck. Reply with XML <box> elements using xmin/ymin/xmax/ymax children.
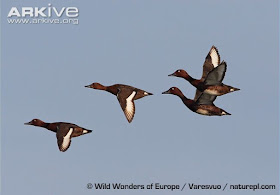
<box><xmin>169</xmin><ymin>46</ymin><xmax>240</xmax><ymax>96</ymax></box>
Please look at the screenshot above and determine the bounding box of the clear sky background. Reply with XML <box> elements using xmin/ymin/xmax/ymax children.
<box><xmin>1</xmin><ymin>0</ymin><xmax>279</xmax><ymax>195</ymax></box>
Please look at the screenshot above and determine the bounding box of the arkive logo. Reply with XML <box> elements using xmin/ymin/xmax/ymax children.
<box><xmin>7</xmin><ymin>4</ymin><xmax>79</xmax><ymax>25</ymax></box>
<box><xmin>8</xmin><ymin>4</ymin><xmax>78</xmax><ymax>18</ymax></box>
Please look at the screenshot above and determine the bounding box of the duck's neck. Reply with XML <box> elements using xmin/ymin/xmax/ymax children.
<box><xmin>179</xmin><ymin>95</ymin><xmax>194</xmax><ymax>108</ymax></box>
<box><xmin>106</xmin><ymin>85</ymin><xmax>119</xmax><ymax>95</ymax></box>
<box><xmin>42</xmin><ymin>122</ymin><xmax>57</xmax><ymax>132</ymax></box>
<box><xmin>183</xmin><ymin>74</ymin><xmax>195</xmax><ymax>82</ymax></box>
<box><xmin>95</xmin><ymin>84</ymin><xmax>116</xmax><ymax>94</ymax></box>
<box><xmin>41</xmin><ymin>122</ymin><xmax>49</xmax><ymax>128</ymax></box>
<box><xmin>175</xmin><ymin>90</ymin><xmax>188</xmax><ymax>100</ymax></box>
<box><xmin>185</xmin><ymin>76</ymin><xmax>201</xmax><ymax>89</ymax></box>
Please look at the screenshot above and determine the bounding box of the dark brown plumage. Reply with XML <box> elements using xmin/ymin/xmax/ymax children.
<box><xmin>162</xmin><ymin>87</ymin><xmax>230</xmax><ymax>116</ymax></box>
<box><xmin>24</xmin><ymin>119</ymin><xmax>92</xmax><ymax>152</ymax></box>
<box><xmin>169</xmin><ymin>46</ymin><xmax>239</xmax><ymax>97</ymax></box>
<box><xmin>85</xmin><ymin>83</ymin><xmax>153</xmax><ymax>123</ymax></box>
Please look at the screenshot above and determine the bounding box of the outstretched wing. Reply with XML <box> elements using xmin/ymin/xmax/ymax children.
<box><xmin>117</xmin><ymin>88</ymin><xmax>136</xmax><ymax>123</ymax></box>
<box><xmin>194</xmin><ymin>46</ymin><xmax>220</xmax><ymax>101</ymax></box>
<box><xmin>204</xmin><ymin>61</ymin><xmax>227</xmax><ymax>86</ymax></box>
<box><xmin>196</xmin><ymin>93</ymin><xmax>217</xmax><ymax>105</ymax></box>
<box><xmin>201</xmin><ymin>46</ymin><xmax>220</xmax><ymax>81</ymax></box>
<box><xmin>56</xmin><ymin>127</ymin><xmax>73</xmax><ymax>152</ymax></box>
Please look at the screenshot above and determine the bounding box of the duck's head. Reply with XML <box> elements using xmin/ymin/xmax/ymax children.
<box><xmin>24</xmin><ymin>119</ymin><xmax>45</xmax><ymax>127</ymax></box>
<box><xmin>85</xmin><ymin>82</ymin><xmax>105</xmax><ymax>90</ymax></box>
<box><xmin>162</xmin><ymin>87</ymin><xmax>182</xmax><ymax>96</ymax></box>
<box><xmin>168</xmin><ymin>69</ymin><xmax>189</xmax><ymax>78</ymax></box>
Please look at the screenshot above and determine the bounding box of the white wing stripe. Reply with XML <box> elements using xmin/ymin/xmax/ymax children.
<box><xmin>125</xmin><ymin>91</ymin><xmax>136</xmax><ymax>121</ymax></box>
<box><xmin>210</xmin><ymin>47</ymin><xmax>219</xmax><ymax>68</ymax></box>
<box><xmin>126</xmin><ymin>91</ymin><xmax>136</xmax><ymax>114</ymax></box>
<box><xmin>61</xmin><ymin>128</ymin><xmax>73</xmax><ymax>150</ymax></box>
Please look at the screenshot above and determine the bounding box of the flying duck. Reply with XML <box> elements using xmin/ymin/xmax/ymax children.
<box><xmin>24</xmin><ymin>119</ymin><xmax>92</xmax><ymax>152</ymax></box>
<box><xmin>162</xmin><ymin>87</ymin><xmax>230</xmax><ymax>116</ymax></box>
<box><xmin>85</xmin><ymin>83</ymin><xmax>153</xmax><ymax>123</ymax></box>
<box><xmin>169</xmin><ymin>46</ymin><xmax>239</xmax><ymax>97</ymax></box>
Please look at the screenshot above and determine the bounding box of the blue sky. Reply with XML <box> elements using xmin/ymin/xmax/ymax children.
<box><xmin>1</xmin><ymin>0</ymin><xmax>279</xmax><ymax>194</ymax></box>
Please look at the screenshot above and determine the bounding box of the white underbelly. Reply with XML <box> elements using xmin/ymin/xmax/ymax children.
<box><xmin>204</xmin><ymin>89</ymin><xmax>219</xmax><ymax>96</ymax></box>
<box><xmin>196</xmin><ymin>108</ymin><xmax>209</xmax><ymax>115</ymax></box>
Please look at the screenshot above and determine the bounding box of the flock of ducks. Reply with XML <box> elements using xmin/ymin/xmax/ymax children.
<box><xmin>25</xmin><ymin>46</ymin><xmax>239</xmax><ymax>152</ymax></box>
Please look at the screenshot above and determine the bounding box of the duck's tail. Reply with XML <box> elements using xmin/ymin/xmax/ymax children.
<box><xmin>144</xmin><ymin>91</ymin><xmax>153</xmax><ymax>96</ymax></box>
<box><xmin>229</xmin><ymin>86</ymin><xmax>240</xmax><ymax>92</ymax></box>
<box><xmin>221</xmin><ymin>110</ymin><xmax>231</xmax><ymax>116</ymax></box>
<box><xmin>82</xmin><ymin>129</ymin><xmax>93</xmax><ymax>134</ymax></box>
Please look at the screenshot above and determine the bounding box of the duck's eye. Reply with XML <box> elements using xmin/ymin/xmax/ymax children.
<box><xmin>33</xmin><ymin>119</ymin><xmax>37</xmax><ymax>122</ymax></box>
<box><xmin>171</xmin><ymin>88</ymin><xmax>174</xmax><ymax>90</ymax></box>
<box><xmin>178</xmin><ymin>70</ymin><xmax>181</xmax><ymax>72</ymax></box>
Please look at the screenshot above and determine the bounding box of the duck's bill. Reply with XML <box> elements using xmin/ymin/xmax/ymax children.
<box><xmin>168</xmin><ymin>72</ymin><xmax>176</xmax><ymax>77</ymax></box>
<box><xmin>84</xmin><ymin>85</ymin><xmax>91</xmax><ymax>88</ymax></box>
<box><xmin>168</xmin><ymin>71</ymin><xmax>176</xmax><ymax>77</ymax></box>
<box><xmin>24</xmin><ymin>121</ymin><xmax>32</xmax><ymax>125</ymax></box>
<box><xmin>162</xmin><ymin>90</ymin><xmax>171</xmax><ymax>94</ymax></box>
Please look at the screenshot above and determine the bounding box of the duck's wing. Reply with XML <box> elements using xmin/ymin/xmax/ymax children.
<box><xmin>201</xmin><ymin>46</ymin><xmax>220</xmax><ymax>81</ymax></box>
<box><xmin>196</xmin><ymin>93</ymin><xmax>217</xmax><ymax>105</ymax></box>
<box><xmin>56</xmin><ymin>125</ymin><xmax>73</xmax><ymax>152</ymax></box>
<box><xmin>204</xmin><ymin>61</ymin><xmax>227</xmax><ymax>86</ymax></box>
<box><xmin>193</xmin><ymin>90</ymin><xmax>202</xmax><ymax>102</ymax></box>
<box><xmin>117</xmin><ymin>88</ymin><xmax>136</xmax><ymax>123</ymax></box>
<box><xmin>194</xmin><ymin>46</ymin><xmax>220</xmax><ymax>101</ymax></box>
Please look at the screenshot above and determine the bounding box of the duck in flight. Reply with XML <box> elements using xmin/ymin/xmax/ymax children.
<box><xmin>162</xmin><ymin>87</ymin><xmax>230</xmax><ymax>116</ymax></box>
<box><xmin>169</xmin><ymin>46</ymin><xmax>240</xmax><ymax>97</ymax></box>
<box><xmin>85</xmin><ymin>83</ymin><xmax>153</xmax><ymax>123</ymax></box>
<box><xmin>24</xmin><ymin>119</ymin><xmax>92</xmax><ymax>152</ymax></box>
